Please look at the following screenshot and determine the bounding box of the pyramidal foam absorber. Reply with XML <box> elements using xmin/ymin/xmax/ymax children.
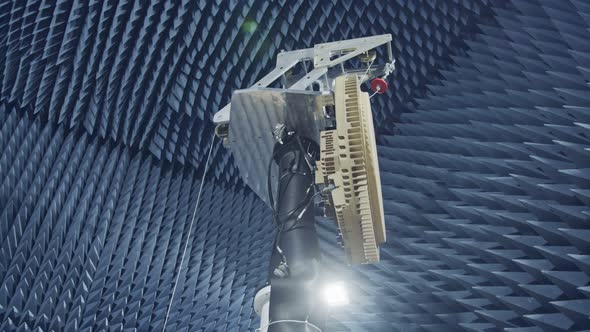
<box><xmin>0</xmin><ymin>105</ymin><xmax>275</xmax><ymax>331</ymax></box>
<box><xmin>315</xmin><ymin>0</ymin><xmax>590</xmax><ymax>331</ymax></box>
<box><xmin>0</xmin><ymin>0</ymin><xmax>490</xmax><ymax>183</ymax></box>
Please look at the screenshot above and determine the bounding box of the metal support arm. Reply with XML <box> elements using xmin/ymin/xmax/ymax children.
<box><xmin>213</xmin><ymin>34</ymin><xmax>393</xmax><ymax>125</ymax></box>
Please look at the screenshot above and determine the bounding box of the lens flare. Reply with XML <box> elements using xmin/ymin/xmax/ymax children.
<box><xmin>242</xmin><ymin>19</ymin><xmax>258</xmax><ymax>33</ymax></box>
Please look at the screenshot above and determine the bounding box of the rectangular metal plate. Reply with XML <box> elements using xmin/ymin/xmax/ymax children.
<box><xmin>228</xmin><ymin>88</ymin><xmax>329</xmax><ymax>205</ymax></box>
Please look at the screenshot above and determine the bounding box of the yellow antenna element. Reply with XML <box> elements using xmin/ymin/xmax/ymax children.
<box><xmin>317</xmin><ymin>75</ymin><xmax>386</xmax><ymax>264</ymax></box>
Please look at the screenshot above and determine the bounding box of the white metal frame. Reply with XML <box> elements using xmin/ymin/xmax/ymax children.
<box><xmin>213</xmin><ymin>34</ymin><xmax>394</xmax><ymax>125</ymax></box>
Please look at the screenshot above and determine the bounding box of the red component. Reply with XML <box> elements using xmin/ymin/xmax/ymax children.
<box><xmin>370</xmin><ymin>78</ymin><xmax>388</xmax><ymax>94</ymax></box>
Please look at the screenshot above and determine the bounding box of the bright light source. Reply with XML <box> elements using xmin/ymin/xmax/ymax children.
<box><xmin>321</xmin><ymin>281</ymin><xmax>350</xmax><ymax>306</ymax></box>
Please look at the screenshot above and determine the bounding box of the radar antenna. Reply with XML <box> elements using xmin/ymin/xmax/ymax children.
<box><xmin>214</xmin><ymin>35</ymin><xmax>394</xmax><ymax>332</ymax></box>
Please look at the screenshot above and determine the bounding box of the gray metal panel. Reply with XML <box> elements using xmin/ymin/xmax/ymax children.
<box><xmin>229</xmin><ymin>88</ymin><xmax>328</xmax><ymax>204</ymax></box>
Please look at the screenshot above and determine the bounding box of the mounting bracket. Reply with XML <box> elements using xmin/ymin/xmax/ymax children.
<box><xmin>213</xmin><ymin>34</ymin><xmax>393</xmax><ymax>125</ymax></box>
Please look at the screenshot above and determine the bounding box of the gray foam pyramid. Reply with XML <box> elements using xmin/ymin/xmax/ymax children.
<box><xmin>1</xmin><ymin>0</ymin><xmax>590</xmax><ymax>331</ymax></box>
<box><xmin>0</xmin><ymin>0</ymin><xmax>489</xmax><ymax>182</ymax></box>
<box><xmin>0</xmin><ymin>106</ymin><xmax>274</xmax><ymax>331</ymax></box>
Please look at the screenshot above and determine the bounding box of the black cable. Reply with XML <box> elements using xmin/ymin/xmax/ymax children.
<box><xmin>295</xmin><ymin>135</ymin><xmax>314</xmax><ymax>172</ymax></box>
<box><xmin>268</xmin><ymin>137</ymin><xmax>316</xmax><ymax>223</ymax></box>
<box><xmin>280</xmin><ymin>191</ymin><xmax>322</xmax><ymax>233</ymax></box>
<box><xmin>268</xmin><ymin>133</ymin><xmax>319</xmax><ymax>274</ymax></box>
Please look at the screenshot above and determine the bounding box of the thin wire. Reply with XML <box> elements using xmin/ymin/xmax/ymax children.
<box><xmin>369</xmin><ymin>89</ymin><xmax>380</xmax><ymax>99</ymax></box>
<box><xmin>361</xmin><ymin>58</ymin><xmax>374</xmax><ymax>81</ymax></box>
<box><xmin>162</xmin><ymin>133</ymin><xmax>216</xmax><ymax>331</ymax></box>
<box><xmin>256</xmin><ymin>319</ymin><xmax>323</xmax><ymax>332</ymax></box>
